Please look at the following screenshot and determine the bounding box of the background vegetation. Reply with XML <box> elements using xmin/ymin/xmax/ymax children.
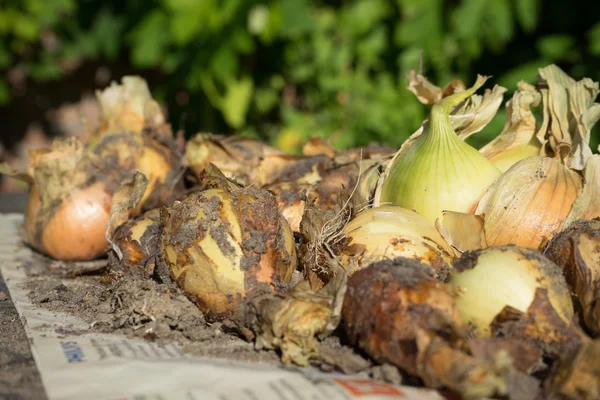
<box><xmin>1</xmin><ymin>0</ymin><xmax>599</xmax><ymax>152</ymax></box>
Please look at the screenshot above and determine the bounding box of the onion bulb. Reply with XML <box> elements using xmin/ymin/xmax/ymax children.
<box><xmin>475</xmin><ymin>156</ymin><xmax>582</xmax><ymax>249</ymax></box>
<box><xmin>160</xmin><ymin>186</ymin><xmax>297</xmax><ymax>319</ymax></box>
<box><xmin>339</xmin><ymin>206</ymin><xmax>454</xmax><ymax>276</ymax></box>
<box><xmin>109</xmin><ymin>208</ymin><xmax>161</xmax><ymax>279</ymax></box>
<box><xmin>23</xmin><ymin>137</ymin><xmax>125</xmax><ymax>260</ymax></box>
<box><xmin>91</xmin><ymin>76</ymin><xmax>183</xmax><ymax>210</ymax></box>
<box><xmin>185</xmin><ymin>134</ymin><xmax>284</xmax><ymax>186</ymax></box>
<box><xmin>95</xmin><ymin>76</ymin><xmax>164</xmax><ymax>136</ymax></box>
<box><xmin>450</xmin><ymin>246</ymin><xmax>574</xmax><ymax>337</ymax></box>
<box><xmin>378</xmin><ymin>75</ymin><xmax>501</xmax><ymax>223</ymax></box>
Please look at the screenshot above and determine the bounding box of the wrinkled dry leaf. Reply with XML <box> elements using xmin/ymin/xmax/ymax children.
<box><xmin>407</xmin><ymin>70</ymin><xmax>444</xmax><ymax>104</ymax></box>
<box><xmin>302</xmin><ymin>137</ymin><xmax>337</xmax><ymax>158</ymax></box>
<box><xmin>0</xmin><ymin>162</ymin><xmax>33</xmax><ymax>185</ymax></box>
<box><xmin>479</xmin><ymin>82</ymin><xmax>542</xmax><ymax>167</ymax></box>
<box><xmin>563</xmin><ymin>155</ymin><xmax>600</xmax><ymax>226</ymax></box>
<box><xmin>435</xmin><ymin>211</ymin><xmax>487</xmax><ymax>254</ymax></box>
<box><xmin>536</xmin><ymin>65</ymin><xmax>600</xmax><ymax>169</ymax></box>
<box><xmin>453</xmin><ymin>84</ymin><xmax>508</xmax><ymax>140</ymax></box>
<box><xmin>241</xmin><ymin>270</ymin><xmax>347</xmax><ymax>366</ymax></box>
<box><xmin>567</xmin><ymin>79</ymin><xmax>600</xmax><ymax>169</ymax></box>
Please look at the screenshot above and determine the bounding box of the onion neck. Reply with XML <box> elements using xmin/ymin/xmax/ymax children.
<box><xmin>424</xmin><ymin>75</ymin><xmax>489</xmax><ymax>145</ymax></box>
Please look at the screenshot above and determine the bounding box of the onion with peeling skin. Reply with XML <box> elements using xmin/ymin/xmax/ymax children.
<box><xmin>21</xmin><ymin>137</ymin><xmax>126</xmax><ymax>260</ymax></box>
<box><xmin>91</xmin><ymin>76</ymin><xmax>183</xmax><ymax>211</ymax></box>
<box><xmin>474</xmin><ymin>156</ymin><xmax>583</xmax><ymax>249</ymax></box>
<box><xmin>450</xmin><ymin>246</ymin><xmax>574</xmax><ymax>337</ymax></box>
<box><xmin>338</xmin><ymin>206</ymin><xmax>454</xmax><ymax>277</ymax></box>
<box><xmin>160</xmin><ymin>186</ymin><xmax>298</xmax><ymax>319</ymax></box>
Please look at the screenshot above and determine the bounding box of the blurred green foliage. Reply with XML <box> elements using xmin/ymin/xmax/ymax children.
<box><xmin>1</xmin><ymin>0</ymin><xmax>600</xmax><ymax>151</ymax></box>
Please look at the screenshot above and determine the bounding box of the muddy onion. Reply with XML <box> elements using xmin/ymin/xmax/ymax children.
<box><xmin>24</xmin><ymin>138</ymin><xmax>125</xmax><ymax>260</ymax></box>
<box><xmin>160</xmin><ymin>186</ymin><xmax>297</xmax><ymax>319</ymax></box>
<box><xmin>109</xmin><ymin>208</ymin><xmax>162</xmax><ymax>278</ymax></box>
<box><xmin>339</xmin><ymin>206</ymin><xmax>454</xmax><ymax>276</ymax></box>
<box><xmin>449</xmin><ymin>246</ymin><xmax>574</xmax><ymax>336</ymax></box>
<box><xmin>474</xmin><ymin>156</ymin><xmax>582</xmax><ymax>249</ymax></box>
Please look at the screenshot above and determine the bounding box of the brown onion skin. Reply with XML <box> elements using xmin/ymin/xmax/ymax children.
<box><xmin>26</xmin><ymin>182</ymin><xmax>112</xmax><ymax>261</ymax></box>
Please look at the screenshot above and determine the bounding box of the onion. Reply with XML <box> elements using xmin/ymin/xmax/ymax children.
<box><xmin>95</xmin><ymin>76</ymin><xmax>164</xmax><ymax>135</ymax></box>
<box><xmin>544</xmin><ymin>219</ymin><xmax>600</xmax><ymax>335</ymax></box>
<box><xmin>339</xmin><ymin>206</ymin><xmax>454</xmax><ymax>276</ymax></box>
<box><xmin>185</xmin><ymin>134</ymin><xmax>284</xmax><ymax>186</ymax></box>
<box><xmin>377</xmin><ymin>76</ymin><xmax>501</xmax><ymax>223</ymax></box>
<box><xmin>22</xmin><ymin>137</ymin><xmax>125</xmax><ymax>260</ymax></box>
<box><xmin>108</xmin><ymin>208</ymin><xmax>162</xmax><ymax>279</ymax></box>
<box><xmin>92</xmin><ymin>76</ymin><xmax>183</xmax><ymax>210</ymax></box>
<box><xmin>160</xmin><ymin>186</ymin><xmax>297</xmax><ymax>319</ymax></box>
<box><xmin>474</xmin><ymin>156</ymin><xmax>582</xmax><ymax>249</ymax></box>
<box><xmin>449</xmin><ymin>246</ymin><xmax>574</xmax><ymax>337</ymax></box>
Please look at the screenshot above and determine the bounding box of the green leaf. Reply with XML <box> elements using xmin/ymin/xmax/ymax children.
<box><xmin>486</xmin><ymin>0</ymin><xmax>513</xmax><ymax>47</ymax></box>
<box><xmin>221</xmin><ymin>76</ymin><xmax>254</xmax><ymax>128</ymax></box>
<box><xmin>513</xmin><ymin>0</ymin><xmax>538</xmax><ymax>33</ymax></box>
<box><xmin>588</xmin><ymin>22</ymin><xmax>600</xmax><ymax>56</ymax></box>
<box><xmin>279</xmin><ymin>0</ymin><xmax>315</xmax><ymax>37</ymax></box>
<box><xmin>13</xmin><ymin>14</ymin><xmax>39</xmax><ymax>41</ymax></box>
<box><xmin>254</xmin><ymin>87</ymin><xmax>279</xmax><ymax>114</ymax></box>
<box><xmin>211</xmin><ymin>47</ymin><xmax>238</xmax><ymax>81</ymax></box>
<box><xmin>128</xmin><ymin>10</ymin><xmax>170</xmax><ymax>68</ymax></box>
<box><xmin>0</xmin><ymin>79</ymin><xmax>10</xmax><ymax>105</ymax></box>
<box><xmin>497</xmin><ymin>59</ymin><xmax>549</xmax><ymax>89</ymax></box>
<box><xmin>536</xmin><ymin>35</ymin><xmax>574</xmax><ymax>61</ymax></box>
<box><xmin>453</xmin><ymin>0</ymin><xmax>488</xmax><ymax>40</ymax></box>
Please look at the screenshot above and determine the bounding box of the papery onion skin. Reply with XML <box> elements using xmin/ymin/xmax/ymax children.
<box><xmin>339</xmin><ymin>206</ymin><xmax>454</xmax><ymax>276</ymax></box>
<box><xmin>160</xmin><ymin>187</ymin><xmax>297</xmax><ymax>319</ymax></box>
<box><xmin>26</xmin><ymin>182</ymin><xmax>112</xmax><ymax>260</ymax></box>
<box><xmin>93</xmin><ymin>132</ymin><xmax>182</xmax><ymax>210</ymax></box>
<box><xmin>474</xmin><ymin>156</ymin><xmax>582</xmax><ymax>249</ymax></box>
<box><xmin>450</xmin><ymin>246</ymin><xmax>574</xmax><ymax>337</ymax></box>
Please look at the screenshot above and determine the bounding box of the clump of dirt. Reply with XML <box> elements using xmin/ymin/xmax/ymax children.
<box><xmin>22</xmin><ymin>250</ymin><xmax>389</xmax><ymax>375</ymax></box>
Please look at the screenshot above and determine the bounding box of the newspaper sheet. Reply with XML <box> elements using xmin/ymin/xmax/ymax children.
<box><xmin>0</xmin><ymin>213</ymin><xmax>450</xmax><ymax>400</ymax></box>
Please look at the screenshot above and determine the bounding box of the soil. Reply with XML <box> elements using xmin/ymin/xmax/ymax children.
<box><xmin>21</xmin><ymin>248</ymin><xmax>394</xmax><ymax>381</ymax></box>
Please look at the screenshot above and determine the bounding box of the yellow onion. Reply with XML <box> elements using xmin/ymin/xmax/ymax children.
<box><xmin>450</xmin><ymin>246</ymin><xmax>574</xmax><ymax>337</ymax></box>
<box><xmin>91</xmin><ymin>76</ymin><xmax>183</xmax><ymax>210</ymax></box>
<box><xmin>22</xmin><ymin>137</ymin><xmax>125</xmax><ymax>260</ymax></box>
<box><xmin>109</xmin><ymin>208</ymin><xmax>162</xmax><ymax>278</ymax></box>
<box><xmin>543</xmin><ymin>219</ymin><xmax>600</xmax><ymax>335</ymax></box>
<box><xmin>93</xmin><ymin>132</ymin><xmax>182</xmax><ymax>210</ymax></box>
<box><xmin>160</xmin><ymin>186</ymin><xmax>297</xmax><ymax>319</ymax></box>
<box><xmin>377</xmin><ymin>76</ymin><xmax>501</xmax><ymax>223</ymax></box>
<box><xmin>474</xmin><ymin>156</ymin><xmax>582</xmax><ymax>249</ymax></box>
<box><xmin>338</xmin><ymin>206</ymin><xmax>454</xmax><ymax>276</ymax></box>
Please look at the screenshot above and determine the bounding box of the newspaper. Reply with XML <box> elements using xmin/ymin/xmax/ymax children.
<box><xmin>0</xmin><ymin>213</ymin><xmax>449</xmax><ymax>400</ymax></box>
